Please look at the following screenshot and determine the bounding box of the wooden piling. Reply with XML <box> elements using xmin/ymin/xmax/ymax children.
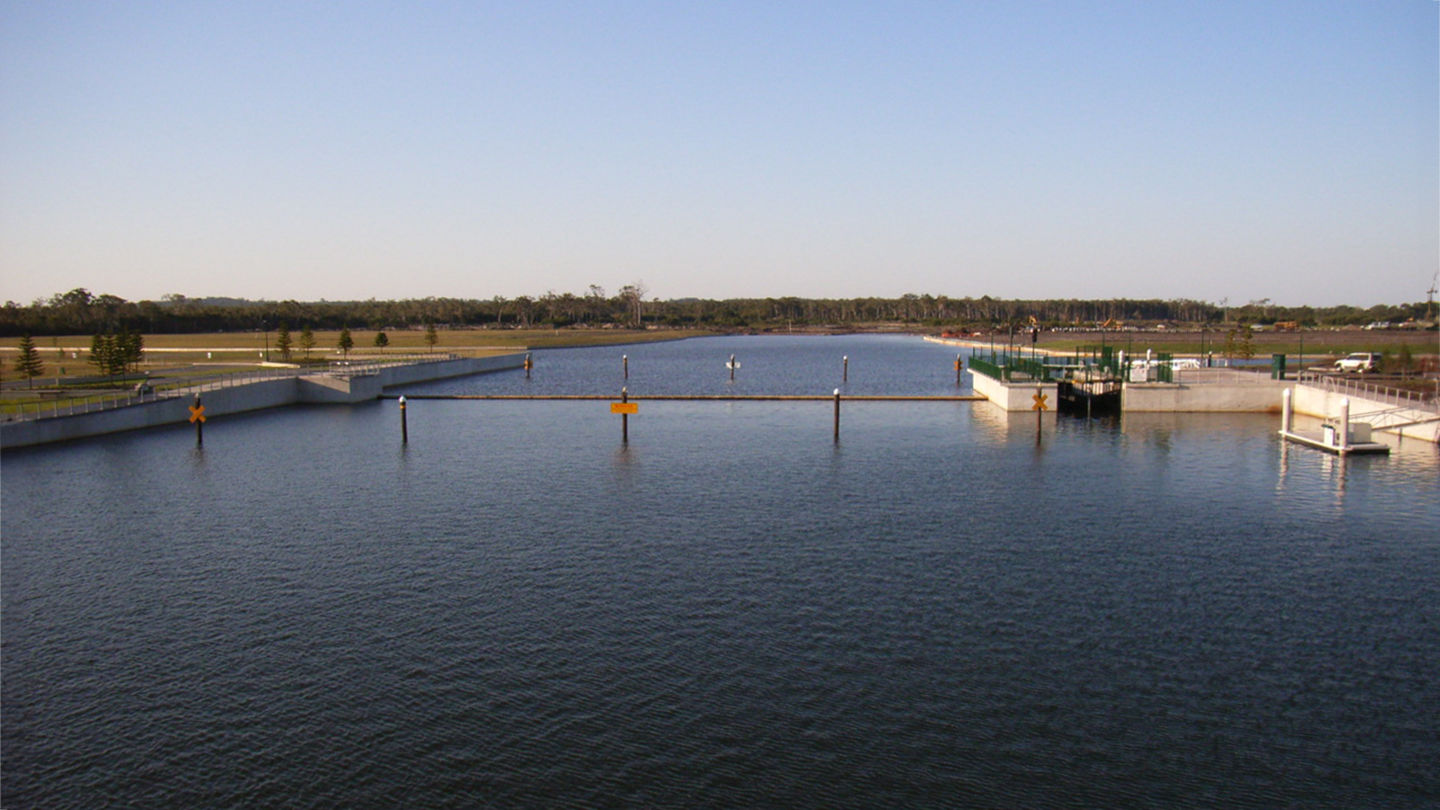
<box><xmin>622</xmin><ymin>387</ymin><xmax>629</xmax><ymax>443</ymax></box>
<box><xmin>833</xmin><ymin>388</ymin><xmax>841</xmax><ymax>442</ymax></box>
<box><xmin>843</xmin><ymin>355</ymin><xmax>849</xmax><ymax>383</ymax></box>
<box><xmin>955</xmin><ymin>354</ymin><xmax>962</xmax><ymax>385</ymax></box>
<box><xmin>399</xmin><ymin>395</ymin><xmax>408</xmax><ymax>444</ymax></box>
<box><xmin>524</xmin><ymin>352</ymin><xmax>533</xmax><ymax>378</ymax></box>
<box><xmin>623</xmin><ymin>354</ymin><xmax>629</xmax><ymax>380</ymax></box>
<box><xmin>729</xmin><ymin>354</ymin><xmax>736</xmax><ymax>382</ymax></box>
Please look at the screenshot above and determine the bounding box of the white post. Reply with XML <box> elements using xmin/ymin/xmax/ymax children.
<box><xmin>1338</xmin><ymin>398</ymin><xmax>1350</xmax><ymax>450</ymax></box>
<box><xmin>1281</xmin><ymin>388</ymin><xmax>1292</xmax><ymax>433</ymax></box>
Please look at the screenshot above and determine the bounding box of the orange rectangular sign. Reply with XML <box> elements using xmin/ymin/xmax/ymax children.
<box><xmin>610</xmin><ymin>402</ymin><xmax>639</xmax><ymax>414</ymax></box>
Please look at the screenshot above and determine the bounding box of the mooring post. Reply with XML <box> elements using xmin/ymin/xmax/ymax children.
<box><xmin>192</xmin><ymin>394</ymin><xmax>204</xmax><ymax>448</ymax></box>
<box><xmin>623</xmin><ymin>354</ymin><xmax>629</xmax><ymax>380</ymax></box>
<box><xmin>622</xmin><ymin>386</ymin><xmax>629</xmax><ymax>444</ymax></box>
<box><xmin>955</xmin><ymin>354</ymin><xmax>962</xmax><ymax>385</ymax></box>
<box><xmin>524</xmin><ymin>352</ymin><xmax>533</xmax><ymax>379</ymax></box>
<box><xmin>1338</xmin><ymin>398</ymin><xmax>1350</xmax><ymax>451</ymax></box>
<box><xmin>843</xmin><ymin>355</ymin><xmax>848</xmax><ymax>383</ymax></box>
<box><xmin>1035</xmin><ymin>382</ymin><xmax>1043</xmax><ymax>443</ymax></box>
<box><xmin>833</xmin><ymin>388</ymin><xmax>841</xmax><ymax>442</ymax></box>
<box><xmin>1281</xmin><ymin>388</ymin><xmax>1292</xmax><ymax>434</ymax></box>
<box><xmin>729</xmin><ymin>354</ymin><xmax>736</xmax><ymax>382</ymax></box>
<box><xmin>399</xmin><ymin>395</ymin><xmax>408</xmax><ymax>444</ymax></box>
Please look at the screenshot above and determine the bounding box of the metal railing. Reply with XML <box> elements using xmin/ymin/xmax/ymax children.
<box><xmin>966</xmin><ymin>353</ymin><xmax>1058</xmax><ymax>382</ymax></box>
<box><xmin>324</xmin><ymin>353</ymin><xmax>460</xmax><ymax>378</ymax></box>
<box><xmin>1296</xmin><ymin>371</ymin><xmax>1439</xmax><ymax>411</ymax></box>
<box><xmin>1169</xmin><ymin>367</ymin><xmax>1276</xmax><ymax>385</ymax></box>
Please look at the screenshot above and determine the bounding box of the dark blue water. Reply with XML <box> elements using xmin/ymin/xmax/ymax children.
<box><xmin>4</xmin><ymin>336</ymin><xmax>1438</xmax><ymax>808</ymax></box>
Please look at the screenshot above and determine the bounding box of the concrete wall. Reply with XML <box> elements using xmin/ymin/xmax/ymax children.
<box><xmin>1292</xmin><ymin>384</ymin><xmax>1440</xmax><ymax>443</ymax></box>
<box><xmin>970</xmin><ymin>368</ymin><xmax>1291</xmax><ymax>414</ymax></box>
<box><xmin>1122</xmin><ymin>381</ymin><xmax>1287</xmax><ymax>412</ymax></box>
<box><xmin>298</xmin><ymin>374</ymin><xmax>381</xmax><ymax>403</ymax></box>
<box><xmin>968</xmin><ymin>369</ymin><xmax>1058</xmax><ymax>412</ymax></box>
<box><xmin>376</xmin><ymin>354</ymin><xmax>519</xmax><ymax>387</ymax></box>
<box><xmin>2</xmin><ymin>354</ymin><xmax>526</xmax><ymax>449</ymax></box>
<box><xmin>1</xmin><ymin>378</ymin><xmax>302</xmax><ymax>449</ymax></box>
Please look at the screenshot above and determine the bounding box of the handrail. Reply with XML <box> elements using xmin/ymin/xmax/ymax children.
<box><xmin>1169</xmin><ymin>368</ymin><xmax>1274</xmax><ymax>385</ymax></box>
<box><xmin>1296</xmin><ymin>371</ymin><xmax>1439</xmax><ymax>412</ymax></box>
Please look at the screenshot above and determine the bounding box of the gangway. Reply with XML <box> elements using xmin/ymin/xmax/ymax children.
<box><xmin>1346</xmin><ymin>405</ymin><xmax>1440</xmax><ymax>433</ymax></box>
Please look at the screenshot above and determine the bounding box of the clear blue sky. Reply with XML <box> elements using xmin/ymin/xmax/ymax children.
<box><xmin>2</xmin><ymin>1</ymin><xmax>1435</xmax><ymax>307</ymax></box>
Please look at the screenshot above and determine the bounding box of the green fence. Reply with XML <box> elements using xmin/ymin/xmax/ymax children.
<box><xmin>968</xmin><ymin>351</ymin><xmax>1059</xmax><ymax>382</ymax></box>
<box><xmin>968</xmin><ymin>355</ymin><xmax>1004</xmax><ymax>380</ymax></box>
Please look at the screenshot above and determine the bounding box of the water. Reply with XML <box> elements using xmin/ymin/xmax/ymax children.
<box><xmin>4</xmin><ymin>336</ymin><xmax>1438</xmax><ymax>808</ymax></box>
<box><xmin>405</xmin><ymin>333</ymin><xmax>973</xmax><ymax>396</ymax></box>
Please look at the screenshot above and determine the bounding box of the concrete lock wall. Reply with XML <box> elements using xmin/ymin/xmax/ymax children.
<box><xmin>1</xmin><ymin>355</ymin><xmax>526</xmax><ymax>449</ymax></box>
<box><xmin>1</xmin><ymin>378</ymin><xmax>302</xmax><ymax>448</ymax></box>
<box><xmin>971</xmin><ymin>368</ymin><xmax>1289</xmax><ymax>414</ymax></box>
<box><xmin>1122</xmin><ymin>381</ymin><xmax>1287</xmax><ymax>412</ymax></box>
<box><xmin>968</xmin><ymin>370</ymin><xmax>1057</xmax><ymax>412</ymax></box>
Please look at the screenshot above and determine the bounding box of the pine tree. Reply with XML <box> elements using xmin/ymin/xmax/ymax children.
<box><xmin>424</xmin><ymin>322</ymin><xmax>438</xmax><ymax>353</ymax></box>
<box><xmin>90</xmin><ymin>333</ymin><xmax>117</xmax><ymax>378</ymax></box>
<box><xmin>373</xmin><ymin>330</ymin><xmax>388</xmax><ymax>352</ymax></box>
<box><xmin>1237</xmin><ymin>323</ymin><xmax>1256</xmax><ymax>360</ymax></box>
<box><xmin>299</xmin><ymin>326</ymin><xmax>316</xmax><ymax>361</ymax></box>
<box><xmin>275</xmin><ymin>323</ymin><xmax>293</xmax><ymax>361</ymax></box>
<box><xmin>337</xmin><ymin>327</ymin><xmax>353</xmax><ymax>359</ymax></box>
<box><xmin>118</xmin><ymin>330</ymin><xmax>143</xmax><ymax>374</ymax></box>
<box><xmin>13</xmin><ymin>334</ymin><xmax>44</xmax><ymax>388</ymax></box>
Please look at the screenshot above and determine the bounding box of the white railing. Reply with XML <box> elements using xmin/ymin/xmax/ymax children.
<box><xmin>1348</xmin><ymin>405</ymin><xmax>1440</xmax><ymax>431</ymax></box>
<box><xmin>1169</xmin><ymin>367</ymin><xmax>1276</xmax><ymax>385</ymax></box>
<box><xmin>1297</xmin><ymin>371</ymin><xmax>1439</xmax><ymax>411</ymax></box>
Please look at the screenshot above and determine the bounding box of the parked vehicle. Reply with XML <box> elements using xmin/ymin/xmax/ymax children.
<box><xmin>1334</xmin><ymin>352</ymin><xmax>1381</xmax><ymax>373</ymax></box>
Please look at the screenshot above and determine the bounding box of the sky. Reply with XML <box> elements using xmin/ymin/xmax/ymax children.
<box><xmin>1</xmin><ymin>1</ymin><xmax>1435</xmax><ymax>307</ymax></box>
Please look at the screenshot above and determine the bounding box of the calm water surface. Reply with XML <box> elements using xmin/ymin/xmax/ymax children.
<box><xmin>3</xmin><ymin>336</ymin><xmax>1437</xmax><ymax>808</ymax></box>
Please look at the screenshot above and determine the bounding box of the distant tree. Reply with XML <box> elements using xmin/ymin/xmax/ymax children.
<box><xmin>1397</xmin><ymin>343</ymin><xmax>1414</xmax><ymax>376</ymax></box>
<box><xmin>13</xmin><ymin>334</ymin><xmax>43</xmax><ymax>387</ymax></box>
<box><xmin>1223</xmin><ymin>323</ymin><xmax>1256</xmax><ymax>362</ymax></box>
<box><xmin>618</xmin><ymin>281</ymin><xmax>648</xmax><ymax>327</ymax></box>
<box><xmin>373</xmin><ymin>330</ymin><xmax>388</xmax><ymax>352</ymax></box>
<box><xmin>337</xmin><ymin>327</ymin><xmax>353</xmax><ymax>359</ymax></box>
<box><xmin>117</xmin><ymin>329</ymin><xmax>143</xmax><ymax>373</ymax></box>
<box><xmin>1236</xmin><ymin>323</ymin><xmax>1255</xmax><ymax>360</ymax></box>
<box><xmin>275</xmin><ymin>323</ymin><xmax>293</xmax><ymax>361</ymax></box>
<box><xmin>424</xmin><ymin>322</ymin><xmax>438</xmax><ymax>352</ymax></box>
<box><xmin>299</xmin><ymin>326</ymin><xmax>316</xmax><ymax>360</ymax></box>
<box><xmin>89</xmin><ymin>333</ymin><xmax>119</xmax><ymax>378</ymax></box>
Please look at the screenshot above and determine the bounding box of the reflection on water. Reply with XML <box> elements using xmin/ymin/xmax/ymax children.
<box><xmin>3</xmin><ymin>337</ymin><xmax>1438</xmax><ymax>810</ymax></box>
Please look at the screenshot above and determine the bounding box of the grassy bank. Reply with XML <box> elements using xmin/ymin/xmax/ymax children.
<box><xmin>1030</xmin><ymin>329</ymin><xmax>1438</xmax><ymax>359</ymax></box>
<box><xmin>0</xmin><ymin>328</ymin><xmax>719</xmax><ymax>383</ymax></box>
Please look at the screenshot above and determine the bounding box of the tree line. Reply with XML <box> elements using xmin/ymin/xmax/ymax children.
<box><xmin>1</xmin><ymin>287</ymin><xmax>1433</xmax><ymax>337</ymax></box>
